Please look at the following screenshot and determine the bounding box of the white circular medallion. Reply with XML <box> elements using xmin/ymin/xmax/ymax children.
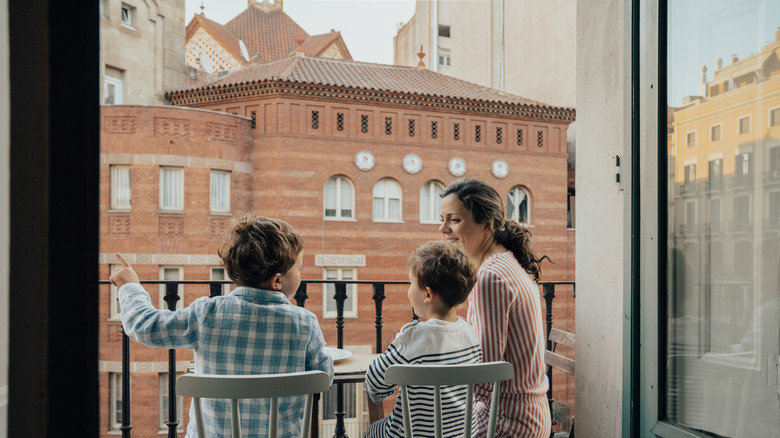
<box><xmin>355</xmin><ymin>151</ymin><xmax>375</xmax><ymax>171</ymax></box>
<box><xmin>491</xmin><ymin>160</ymin><xmax>509</xmax><ymax>179</ymax></box>
<box><xmin>403</xmin><ymin>154</ymin><xmax>423</xmax><ymax>174</ymax></box>
<box><xmin>448</xmin><ymin>157</ymin><xmax>467</xmax><ymax>177</ymax></box>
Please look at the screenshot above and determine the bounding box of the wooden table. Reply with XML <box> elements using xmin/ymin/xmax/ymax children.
<box><xmin>312</xmin><ymin>353</ymin><xmax>381</xmax><ymax>438</ymax></box>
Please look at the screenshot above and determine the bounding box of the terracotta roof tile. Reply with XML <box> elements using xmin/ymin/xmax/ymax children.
<box><xmin>297</xmin><ymin>31</ymin><xmax>352</xmax><ymax>60</ymax></box>
<box><xmin>225</xmin><ymin>7</ymin><xmax>309</xmax><ymax>64</ymax></box>
<box><xmin>194</xmin><ymin>56</ymin><xmax>565</xmax><ymax>109</ymax></box>
<box><xmin>187</xmin><ymin>14</ymin><xmax>244</xmax><ymax>64</ymax></box>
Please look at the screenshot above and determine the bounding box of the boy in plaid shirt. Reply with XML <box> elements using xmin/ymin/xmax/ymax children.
<box><xmin>110</xmin><ymin>214</ymin><xmax>333</xmax><ymax>437</ymax></box>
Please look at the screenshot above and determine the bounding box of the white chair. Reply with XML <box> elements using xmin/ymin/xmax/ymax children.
<box><xmin>176</xmin><ymin>371</ymin><xmax>330</xmax><ymax>438</ymax></box>
<box><xmin>384</xmin><ymin>361</ymin><xmax>513</xmax><ymax>438</ymax></box>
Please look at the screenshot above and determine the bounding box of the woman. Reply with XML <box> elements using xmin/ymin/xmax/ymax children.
<box><xmin>439</xmin><ymin>178</ymin><xmax>550</xmax><ymax>437</ymax></box>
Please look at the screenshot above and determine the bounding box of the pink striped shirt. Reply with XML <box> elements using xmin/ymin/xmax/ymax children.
<box><xmin>467</xmin><ymin>251</ymin><xmax>551</xmax><ymax>437</ymax></box>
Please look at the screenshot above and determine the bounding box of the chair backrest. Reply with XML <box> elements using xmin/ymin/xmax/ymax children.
<box><xmin>384</xmin><ymin>361</ymin><xmax>513</xmax><ymax>438</ymax></box>
<box><xmin>176</xmin><ymin>371</ymin><xmax>330</xmax><ymax>438</ymax></box>
<box><xmin>545</xmin><ymin>328</ymin><xmax>575</xmax><ymax>375</ymax></box>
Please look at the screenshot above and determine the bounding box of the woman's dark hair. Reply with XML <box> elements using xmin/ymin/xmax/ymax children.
<box><xmin>440</xmin><ymin>178</ymin><xmax>546</xmax><ymax>281</ymax></box>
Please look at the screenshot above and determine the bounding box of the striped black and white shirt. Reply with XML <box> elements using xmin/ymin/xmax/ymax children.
<box><xmin>364</xmin><ymin>317</ymin><xmax>483</xmax><ymax>438</ymax></box>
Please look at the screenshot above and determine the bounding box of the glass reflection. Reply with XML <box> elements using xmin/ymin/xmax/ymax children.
<box><xmin>667</xmin><ymin>1</ymin><xmax>780</xmax><ymax>435</ymax></box>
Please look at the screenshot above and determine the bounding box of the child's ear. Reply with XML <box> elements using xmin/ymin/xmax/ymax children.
<box><xmin>269</xmin><ymin>273</ymin><xmax>283</xmax><ymax>291</ymax></box>
<box><xmin>424</xmin><ymin>287</ymin><xmax>435</xmax><ymax>303</ymax></box>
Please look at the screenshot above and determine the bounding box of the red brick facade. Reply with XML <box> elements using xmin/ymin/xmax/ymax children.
<box><xmin>100</xmin><ymin>70</ymin><xmax>575</xmax><ymax>436</ymax></box>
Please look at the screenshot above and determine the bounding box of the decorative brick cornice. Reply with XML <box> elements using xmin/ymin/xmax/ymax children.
<box><xmin>166</xmin><ymin>80</ymin><xmax>576</xmax><ymax>122</ymax></box>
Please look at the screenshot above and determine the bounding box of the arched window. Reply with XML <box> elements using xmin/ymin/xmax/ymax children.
<box><xmin>373</xmin><ymin>178</ymin><xmax>402</xmax><ymax>221</ymax></box>
<box><xmin>507</xmin><ymin>186</ymin><xmax>529</xmax><ymax>224</ymax></box>
<box><xmin>323</xmin><ymin>175</ymin><xmax>354</xmax><ymax>219</ymax></box>
<box><xmin>419</xmin><ymin>180</ymin><xmax>443</xmax><ymax>223</ymax></box>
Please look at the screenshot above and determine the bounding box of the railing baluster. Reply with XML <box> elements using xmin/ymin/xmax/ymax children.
<box><xmin>371</xmin><ymin>283</ymin><xmax>385</xmax><ymax>353</ymax></box>
<box><xmin>121</xmin><ymin>326</ymin><xmax>132</xmax><ymax>438</ymax></box>
<box><xmin>294</xmin><ymin>282</ymin><xmax>308</xmax><ymax>307</ymax></box>
<box><xmin>333</xmin><ymin>281</ymin><xmax>348</xmax><ymax>438</ymax></box>
<box><xmin>164</xmin><ymin>283</ymin><xmax>181</xmax><ymax>437</ymax></box>
<box><xmin>542</xmin><ymin>282</ymin><xmax>556</xmax><ymax>438</ymax></box>
<box><xmin>209</xmin><ymin>282</ymin><xmax>223</xmax><ymax>298</ymax></box>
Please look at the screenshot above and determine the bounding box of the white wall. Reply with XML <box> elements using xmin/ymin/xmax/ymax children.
<box><xmin>575</xmin><ymin>0</ymin><xmax>631</xmax><ymax>436</ymax></box>
<box><xmin>0</xmin><ymin>0</ymin><xmax>10</xmax><ymax>435</ymax></box>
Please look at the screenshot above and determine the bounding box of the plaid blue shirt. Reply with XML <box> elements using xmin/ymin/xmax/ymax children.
<box><xmin>119</xmin><ymin>283</ymin><xmax>334</xmax><ymax>438</ymax></box>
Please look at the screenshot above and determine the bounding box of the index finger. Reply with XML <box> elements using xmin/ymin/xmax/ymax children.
<box><xmin>115</xmin><ymin>252</ymin><xmax>132</xmax><ymax>268</ymax></box>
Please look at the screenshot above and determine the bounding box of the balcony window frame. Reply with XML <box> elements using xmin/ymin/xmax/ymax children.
<box><xmin>120</xmin><ymin>3</ymin><xmax>135</xmax><ymax>29</ymax></box>
<box><xmin>322</xmin><ymin>267</ymin><xmax>358</xmax><ymax>319</ymax></box>
<box><xmin>738</xmin><ymin>115</ymin><xmax>751</xmax><ymax>135</ymax></box>
<box><xmin>158</xmin><ymin>266</ymin><xmax>184</xmax><ymax>310</ymax></box>
<box><xmin>109</xmin><ymin>372</ymin><xmax>123</xmax><ymax>432</ymax></box>
<box><xmin>685</xmin><ymin>130</ymin><xmax>696</xmax><ymax>147</ymax></box>
<box><xmin>372</xmin><ymin>178</ymin><xmax>403</xmax><ymax>223</ymax></box>
<box><xmin>709</xmin><ymin>123</ymin><xmax>721</xmax><ymax>141</ymax></box>
<box><xmin>770</xmin><ymin>106</ymin><xmax>780</xmax><ymax>127</ymax></box>
<box><xmin>323</xmin><ymin>175</ymin><xmax>355</xmax><ymax>221</ymax></box>
<box><xmin>210</xmin><ymin>266</ymin><xmax>232</xmax><ymax>295</ymax></box>
<box><xmin>104</xmin><ymin>75</ymin><xmax>123</xmax><ymax>105</ymax></box>
<box><xmin>158</xmin><ymin>372</ymin><xmax>184</xmax><ymax>432</ymax></box>
<box><xmin>159</xmin><ymin>166</ymin><xmax>184</xmax><ymax>212</ymax></box>
<box><xmin>110</xmin><ymin>165</ymin><xmax>131</xmax><ymax>210</ymax></box>
<box><xmin>210</xmin><ymin>169</ymin><xmax>230</xmax><ymax>213</ymax></box>
<box><xmin>507</xmin><ymin>185</ymin><xmax>530</xmax><ymax>225</ymax></box>
<box><xmin>419</xmin><ymin>180</ymin><xmax>444</xmax><ymax>224</ymax></box>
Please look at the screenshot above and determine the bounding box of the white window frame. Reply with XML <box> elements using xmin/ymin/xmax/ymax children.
<box><xmin>110</xmin><ymin>165</ymin><xmax>131</xmax><ymax>210</ymax></box>
<box><xmin>158</xmin><ymin>372</ymin><xmax>184</xmax><ymax>432</ymax></box>
<box><xmin>109</xmin><ymin>264</ymin><xmax>121</xmax><ymax>320</ymax></box>
<box><xmin>109</xmin><ymin>372</ymin><xmax>123</xmax><ymax>431</ymax></box>
<box><xmin>120</xmin><ymin>3</ymin><xmax>135</xmax><ymax>28</ymax></box>
<box><xmin>685</xmin><ymin>130</ymin><xmax>696</xmax><ymax>147</ymax></box>
<box><xmin>419</xmin><ymin>180</ymin><xmax>443</xmax><ymax>224</ymax></box>
<box><xmin>159</xmin><ymin>167</ymin><xmax>184</xmax><ymax>211</ymax></box>
<box><xmin>769</xmin><ymin>106</ymin><xmax>780</xmax><ymax>127</ymax></box>
<box><xmin>210</xmin><ymin>266</ymin><xmax>232</xmax><ymax>295</ymax></box>
<box><xmin>210</xmin><ymin>170</ymin><xmax>230</xmax><ymax>213</ymax></box>
<box><xmin>372</xmin><ymin>178</ymin><xmax>402</xmax><ymax>222</ymax></box>
<box><xmin>508</xmin><ymin>185</ymin><xmax>530</xmax><ymax>225</ymax></box>
<box><xmin>319</xmin><ymin>381</ymin><xmax>367</xmax><ymax>434</ymax></box>
<box><xmin>709</xmin><ymin>123</ymin><xmax>722</xmax><ymax>141</ymax></box>
<box><xmin>323</xmin><ymin>267</ymin><xmax>358</xmax><ymax>319</ymax></box>
<box><xmin>738</xmin><ymin>115</ymin><xmax>751</xmax><ymax>135</ymax></box>
<box><xmin>158</xmin><ymin>266</ymin><xmax>183</xmax><ymax>310</ymax></box>
<box><xmin>323</xmin><ymin>175</ymin><xmax>355</xmax><ymax>220</ymax></box>
<box><xmin>104</xmin><ymin>76</ymin><xmax>123</xmax><ymax>105</ymax></box>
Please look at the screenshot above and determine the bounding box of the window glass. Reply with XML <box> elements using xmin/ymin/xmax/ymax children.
<box><xmin>507</xmin><ymin>186</ymin><xmax>529</xmax><ymax>224</ymax></box>
<box><xmin>109</xmin><ymin>373</ymin><xmax>122</xmax><ymax>431</ymax></box>
<box><xmin>373</xmin><ymin>178</ymin><xmax>401</xmax><ymax>221</ymax></box>
<box><xmin>158</xmin><ymin>266</ymin><xmax>183</xmax><ymax>310</ymax></box>
<box><xmin>158</xmin><ymin>373</ymin><xmax>184</xmax><ymax>431</ymax></box>
<box><xmin>323</xmin><ymin>268</ymin><xmax>357</xmax><ymax>318</ymax></box>
<box><xmin>324</xmin><ymin>176</ymin><xmax>353</xmax><ymax>219</ymax></box>
<box><xmin>210</xmin><ymin>267</ymin><xmax>231</xmax><ymax>295</ymax></box>
<box><xmin>160</xmin><ymin>167</ymin><xmax>183</xmax><ymax>210</ymax></box>
<box><xmin>110</xmin><ymin>165</ymin><xmax>131</xmax><ymax>209</ymax></box>
<box><xmin>419</xmin><ymin>180</ymin><xmax>443</xmax><ymax>223</ymax></box>
<box><xmin>667</xmin><ymin>2</ymin><xmax>780</xmax><ymax>435</ymax></box>
<box><xmin>210</xmin><ymin>170</ymin><xmax>230</xmax><ymax>212</ymax></box>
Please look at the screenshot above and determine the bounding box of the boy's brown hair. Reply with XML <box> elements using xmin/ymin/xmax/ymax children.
<box><xmin>218</xmin><ymin>214</ymin><xmax>303</xmax><ymax>288</ymax></box>
<box><xmin>407</xmin><ymin>241</ymin><xmax>478</xmax><ymax>308</ymax></box>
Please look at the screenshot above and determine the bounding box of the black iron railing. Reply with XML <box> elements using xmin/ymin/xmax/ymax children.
<box><xmin>101</xmin><ymin>279</ymin><xmax>574</xmax><ymax>438</ymax></box>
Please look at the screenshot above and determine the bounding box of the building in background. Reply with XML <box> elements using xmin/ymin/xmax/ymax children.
<box><xmin>185</xmin><ymin>0</ymin><xmax>351</xmax><ymax>80</ymax></box>
<box><xmin>98</xmin><ymin>1</ymin><xmax>574</xmax><ymax>436</ymax></box>
<box><xmin>99</xmin><ymin>0</ymin><xmax>187</xmax><ymax>105</ymax></box>
<box><xmin>394</xmin><ymin>0</ymin><xmax>577</xmax><ymax>232</ymax></box>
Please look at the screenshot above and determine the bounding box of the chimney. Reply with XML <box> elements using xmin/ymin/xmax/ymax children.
<box><xmin>731</xmin><ymin>54</ymin><xmax>739</xmax><ymax>64</ymax></box>
<box><xmin>776</xmin><ymin>27</ymin><xmax>780</xmax><ymax>42</ymax></box>
<box><xmin>295</xmin><ymin>30</ymin><xmax>305</xmax><ymax>57</ymax></box>
<box><xmin>247</xmin><ymin>0</ymin><xmax>255</xmax><ymax>7</ymax></box>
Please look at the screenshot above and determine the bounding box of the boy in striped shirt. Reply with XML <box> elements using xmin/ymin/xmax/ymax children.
<box><xmin>365</xmin><ymin>241</ymin><xmax>483</xmax><ymax>438</ymax></box>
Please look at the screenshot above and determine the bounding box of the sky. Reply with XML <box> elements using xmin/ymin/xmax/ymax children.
<box><xmin>184</xmin><ymin>0</ymin><xmax>416</xmax><ymax>65</ymax></box>
<box><xmin>668</xmin><ymin>0</ymin><xmax>780</xmax><ymax>105</ymax></box>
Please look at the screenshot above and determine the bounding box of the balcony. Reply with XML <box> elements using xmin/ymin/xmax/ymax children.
<box><xmin>99</xmin><ymin>279</ymin><xmax>575</xmax><ymax>438</ymax></box>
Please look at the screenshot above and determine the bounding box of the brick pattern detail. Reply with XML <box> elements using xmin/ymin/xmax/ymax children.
<box><xmin>159</xmin><ymin>215</ymin><xmax>184</xmax><ymax>236</ymax></box>
<box><xmin>109</xmin><ymin>214</ymin><xmax>130</xmax><ymax>234</ymax></box>
<box><xmin>108</xmin><ymin>322</ymin><xmax>124</xmax><ymax>343</ymax></box>
<box><xmin>206</xmin><ymin>122</ymin><xmax>237</xmax><ymax>142</ymax></box>
<box><xmin>155</xmin><ymin>117</ymin><xmax>190</xmax><ymax>137</ymax></box>
<box><xmin>210</xmin><ymin>216</ymin><xmax>232</xmax><ymax>239</ymax></box>
<box><xmin>105</xmin><ymin>116</ymin><xmax>136</xmax><ymax>134</ymax></box>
